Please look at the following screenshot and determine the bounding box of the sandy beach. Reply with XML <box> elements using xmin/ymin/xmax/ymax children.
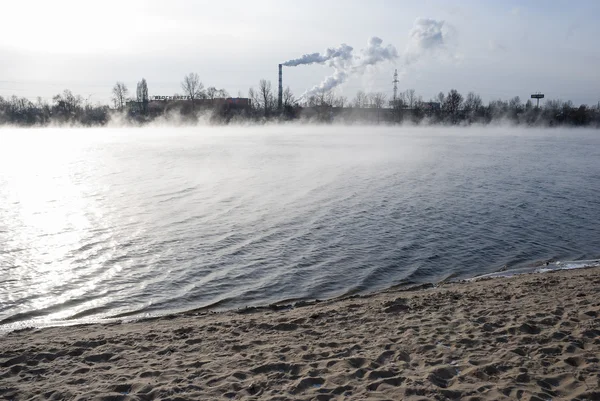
<box><xmin>1</xmin><ymin>267</ymin><xmax>599</xmax><ymax>400</ymax></box>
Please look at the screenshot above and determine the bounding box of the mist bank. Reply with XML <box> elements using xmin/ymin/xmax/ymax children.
<box><xmin>1</xmin><ymin>89</ymin><xmax>599</xmax><ymax>128</ymax></box>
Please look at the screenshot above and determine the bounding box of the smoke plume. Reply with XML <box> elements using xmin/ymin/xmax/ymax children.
<box><xmin>282</xmin><ymin>44</ymin><xmax>353</xmax><ymax>67</ymax></box>
<box><xmin>404</xmin><ymin>18</ymin><xmax>449</xmax><ymax>64</ymax></box>
<box><xmin>283</xmin><ymin>17</ymin><xmax>450</xmax><ymax>99</ymax></box>
<box><xmin>282</xmin><ymin>37</ymin><xmax>397</xmax><ymax>98</ymax></box>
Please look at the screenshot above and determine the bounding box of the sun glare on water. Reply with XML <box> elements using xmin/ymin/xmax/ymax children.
<box><xmin>0</xmin><ymin>130</ymin><xmax>115</xmax><ymax>322</ymax></box>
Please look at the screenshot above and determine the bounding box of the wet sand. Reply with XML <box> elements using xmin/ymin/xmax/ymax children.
<box><xmin>1</xmin><ymin>267</ymin><xmax>599</xmax><ymax>400</ymax></box>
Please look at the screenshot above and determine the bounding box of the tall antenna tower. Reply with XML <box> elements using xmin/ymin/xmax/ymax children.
<box><xmin>392</xmin><ymin>69</ymin><xmax>399</xmax><ymax>102</ymax></box>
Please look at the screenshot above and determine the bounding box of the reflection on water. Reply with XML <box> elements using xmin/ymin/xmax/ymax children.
<box><xmin>1</xmin><ymin>126</ymin><xmax>599</xmax><ymax>330</ymax></box>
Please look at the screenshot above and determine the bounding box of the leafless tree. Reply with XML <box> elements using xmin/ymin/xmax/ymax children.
<box><xmin>334</xmin><ymin>95</ymin><xmax>348</xmax><ymax>108</ymax></box>
<box><xmin>181</xmin><ymin>73</ymin><xmax>205</xmax><ymax>107</ymax></box>
<box><xmin>463</xmin><ymin>92</ymin><xmax>483</xmax><ymax>122</ymax></box>
<box><xmin>111</xmin><ymin>82</ymin><xmax>128</xmax><ymax>110</ymax></box>
<box><xmin>258</xmin><ymin>79</ymin><xmax>274</xmax><ymax>117</ymax></box>
<box><xmin>53</xmin><ymin>89</ymin><xmax>82</xmax><ymax>115</ymax></box>
<box><xmin>353</xmin><ymin>91</ymin><xmax>368</xmax><ymax>108</ymax></box>
<box><xmin>463</xmin><ymin>92</ymin><xmax>482</xmax><ymax>112</ymax></box>
<box><xmin>217</xmin><ymin>88</ymin><xmax>229</xmax><ymax>98</ymax></box>
<box><xmin>390</xmin><ymin>91</ymin><xmax>405</xmax><ymax>122</ymax></box>
<box><xmin>283</xmin><ymin>86</ymin><xmax>296</xmax><ymax>107</ymax></box>
<box><xmin>248</xmin><ymin>87</ymin><xmax>259</xmax><ymax>111</ymax></box>
<box><xmin>404</xmin><ymin>89</ymin><xmax>416</xmax><ymax>109</ymax></box>
<box><xmin>305</xmin><ymin>95</ymin><xmax>318</xmax><ymax>107</ymax></box>
<box><xmin>436</xmin><ymin>92</ymin><xmax>445</xmax><ymax>106</ymax></box>
<box><xmin>136</xmin><ymin>79</ymin><xmax>149</xmax><ymax>114</ymax></box>
<box><xmin>306</xmin><ymin>89</ymin><xmax>334</xmax><ymax>121</ymax></box>
<box><xmin>509</xmin><ymin>96</ymin><xmax>522</xmax><ymax>112</ymax></box>
<box><xmin>370</xmin><ymin>92</ymin><xmax>387</xmax><ymax>109</ymax></box>
<box><xmin>314</xmin><ymin>89</ymin><xmax>334</xmax><ymax>107</ymax></box>
<box><xmin>206</xmin><ymin>87</ymin><xmax>218</xmax><ymax>101</ymax></box>
<box><xmin>443</xmin><ymin>89</ymin><xmax>463</xmax><ymax>123</ymax></box>
<box><xmin>370</xmin><ymin>92</ymin><xmax>387</xmax><ymax>123</ymax></box>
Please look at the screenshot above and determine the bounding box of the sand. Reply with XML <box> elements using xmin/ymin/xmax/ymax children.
<box><xmin>1</xmin><ymin>267</ymin><xmax>599</xmax><ymax>401</ymax></box>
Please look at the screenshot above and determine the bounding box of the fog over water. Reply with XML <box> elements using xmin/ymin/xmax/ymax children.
<box><xmin>1</xmin><ymin>126</ymin><xmax>599</xmax><ymax>330</ymax></box>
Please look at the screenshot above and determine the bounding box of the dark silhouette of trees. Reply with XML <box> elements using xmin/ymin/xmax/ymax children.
<box><xmin>352</xmin><ymin>91</ymin><xmax>368</xmax><ymax>108</ymax></box>
<box><xmin>333</xmin><ymin>95</ymin><xmax>348</xmax><ymax>108</ymax></box>
<box><xmin>390</xmin><ymin>92</ymin><xmax>405</xmax><ymax>123</ymax></box>
<box><xmin>436</xmin><ymin>92</ymin><xmax>445</xmax><ymax>106</ymax></box>
<box><xmin>180</xmin><ymin>73</ymin><xmax>204</xmax><ymax>109</ymax></box>
<box><xmin>404</xmin><ymin>89</ymin><xmax>416</xmax><ymax>110</ymax></box>
<box><xmin>463</xmin><ymin>92</ymin><xmax>483</xmax><ymax>123</ymax></box>
<box><xmin>257</xmin><ymin>79</ymin><xmax>275</xmax><ymax>117</ymax></box>
<box><xmin>247</xmin><ymin>80</ymin><xmax>275</xmax><ymax>118</ymax></box>
<box><xmin>370</xmin><ymin>92</ymin><xmax>387</xmax><ymax>124</ymax></box>
<box><xmin>136</xmin><ymin>79</ymin><xmax>149</xmax><ymax>114</ymax></box>
<box><xmin>52</xmin><ymin>90</ymin><xmax>83</xmax><ymax>122</ymax></box>
<box><xmin>204</xmin><ymin>86</ymin><xmax>229</xmax><ymax>104</ymax></box>
<box><xmin>443</xmin><ymin>89</ymin><xmax>463</xmax><ymax>124</ymax></box>
<box><xmin>205</xmin><ymin>86</ymin><xmax>218</xmax><ymax>102</ymax></box>
<box><xmin>1</xmin><ymin>78</ymin><xmax>599</xmax><ymax>127</ymax></box>
<box><xmin>279</xmin><ymin>86</ymin><xmax>298</xmax><ymax>119</ymax></box>
<box><xmin>308</xmin><ymin>89</ymin><xmax>335</xmax><ymax>121</ymax></box>
<box><xmin>112</xmin><ymin>82</ymin><xmax>128</xmax><ymax>110</ymax></box>
<box><xmin>283</xmin><ymin>86</ymin><xmax>296</xmax><ymax>108</ymax></box>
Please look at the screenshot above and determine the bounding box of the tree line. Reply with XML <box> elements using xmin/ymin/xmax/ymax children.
<box><xmin>1</xmin><ymin>73</ymin><xmax>599</xmax><ymax>127</ymax></box>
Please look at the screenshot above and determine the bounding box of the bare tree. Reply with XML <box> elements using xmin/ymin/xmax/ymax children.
<box><xmin>53</xmin><ymin>89</ymin><xmax>83</xmax><ymax>120</ymax></box>
<box><xmin>509</xmin><ymin>96</ymin><xmax>522</xmax><ymax>113</ymax></box>
<box><xmin>369</xmin><ymin>92</ymin><xmax>386</xmax><ymax>108</ymax></box>
<box><xmin>443</xmin><ymin>89</ymin><xmax>463</xmax><ymax>123</ymax></box>
<box><xmin>181</xmin><ymin>73</ymin><xmax>205</xmax><ymax>107</ymax></box>
<box><xmin>463</xmin><ymin>92</ymin><xmax>482</xmax><ymax>111</ymax></box>
<box><xmin>315</xmin><ymin>89</ymin><xmax>334</xmax><ymax>107</ymax></box>
<box><xmin>305</xmin><ymin>95</ymin><xmax>318</xmax><ymax>107</ymax></box>
<box><xmin>463</xmin><ymin>92</ymin><xmax>483</xmax><ymax>122</ymax></box>
<box><xmin>206</xmin><ymin>87</ymin><xmax>218</xmax><ymax>101</ymax></box>
<box><xmin>217</xmin><ymin>88</ymin><xmax>229</xmax><ymax>98</ymax></box>
<box><xmin>404</xmin><ymin>89</ymin><xmax>416</xmax><ymax>109</ymax></box>
<box><xmin>334</xmin><ymin>95</ymin><xmax>348</xmax><ymax>108</ymax></box>
<box><xmin>136</xmin><ymin>79</ymin><xmax>149</xmax><ymax>114</ymax></box>
<box><xmin>258</xmin><ymin>79</ymin><xmax>274</xmax><ymax>117</ymax></box>
<box><xmin>353</xmin><ymin>91</ymin><xmax>368</xmax><ymax>108</ymax></box>
<box><xmin>370</xmin><ymin>92</ymin><xmax>387</xmax><ymax>123</ymax></box>
<box><xmin>283</xmin><ymin>86</ymin><xmax>296</xmax><ymax>107</ymax></box>
<box><xmin>436</xmin><ymin>92</ymin><xmax>445</xmax><ymax>106</ymax></box>
<box><xmin>111</xmin><ymin>82</ymin><xmax>128</xmax><ymax>110</ymax></box>
<box><xmin>248</xmin><ymin>87</ymin><xmax>260</xmax><ymax>112</ymax></box>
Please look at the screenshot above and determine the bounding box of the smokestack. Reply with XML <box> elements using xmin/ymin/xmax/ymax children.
<box><xmin>278</xmin><ymin>64</ymin><xmax>283</xmax><ymax>111</ymax></box>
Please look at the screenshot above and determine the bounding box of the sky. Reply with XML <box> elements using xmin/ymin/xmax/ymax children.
<box><xmin>1</xmin><ymin>0</ymin><xmax>599</xmax><ymax>106</ymax></box>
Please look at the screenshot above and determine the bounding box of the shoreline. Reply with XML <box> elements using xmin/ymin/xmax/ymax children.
<box><xmin>2</xmin><ymin>260</ymin><xmax>599</xmax><ymax>336</ymax></box>
<box><xmin>2</xmin><ymin>266</ymin><xmax>599</xmax><ymax>400</ymax></box>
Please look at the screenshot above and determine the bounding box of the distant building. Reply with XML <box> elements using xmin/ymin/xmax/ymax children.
<box><xmin>224</xmin><ymin>98</ymin><xmax>251</xmax><ymax>106</ymax></box>
<box><xmin>422</xmin><ymin>102</ymin><xmax>441</xmax><ymax>111</ymax></box>
<box><xmin>125</xmin><ymin>97</ymin><xmax>252</xmax><ymax>111</ymax></box>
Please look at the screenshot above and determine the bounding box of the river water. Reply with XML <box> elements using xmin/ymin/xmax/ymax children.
<box><xmin>1</xmin><ymin>126</ymin><xmax>599</xmax><ymax>330</ymax></box>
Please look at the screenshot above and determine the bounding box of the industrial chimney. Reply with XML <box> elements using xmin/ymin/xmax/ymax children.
<box><xmin>278</xmin><ymin>64</ymin><xmax>283</xmax><ymax>112</ymax></box>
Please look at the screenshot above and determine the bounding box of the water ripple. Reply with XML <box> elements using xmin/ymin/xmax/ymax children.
<box><xmin>1</xmin><ymin>126</ymin><xmax>599</xmax><ymax>329</ymax></box>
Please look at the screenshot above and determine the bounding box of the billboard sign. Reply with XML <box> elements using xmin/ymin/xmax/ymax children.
<box><xmin>152</xmin><ymin>95</ymin><xmax>192</xmax><ymax>101</ymax></box>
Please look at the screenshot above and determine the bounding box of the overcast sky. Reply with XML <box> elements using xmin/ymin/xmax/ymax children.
<box><xmin>1</xmin><ymin>0</ymin><xmax>599</xmax><ymax>106</ymax></box>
